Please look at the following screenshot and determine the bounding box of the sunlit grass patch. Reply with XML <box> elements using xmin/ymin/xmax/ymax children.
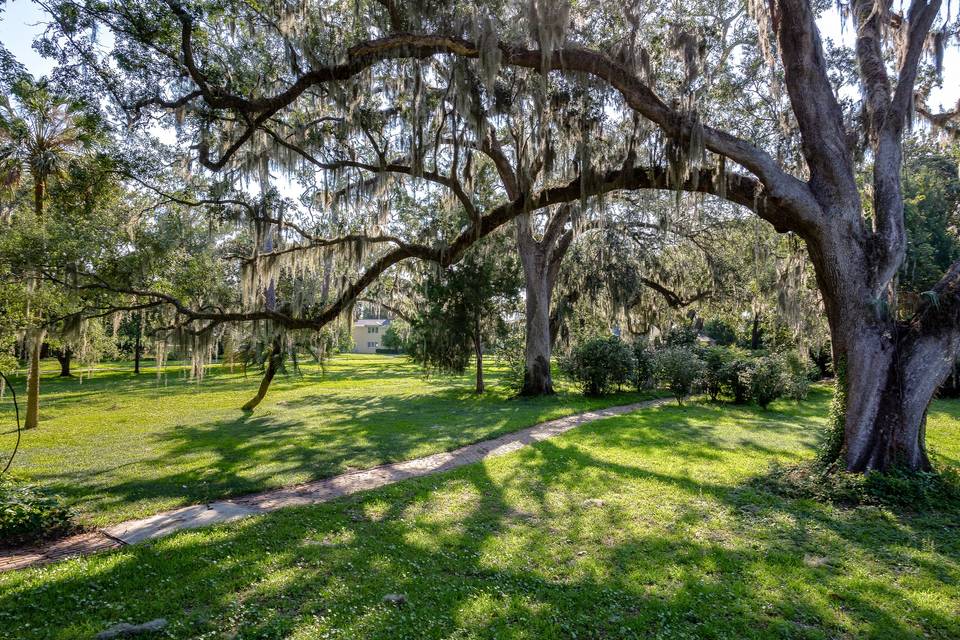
<box><xmin>0</xmin><ymin>354</ymin><xmax>664</xmax><ymax>524</ymax></box>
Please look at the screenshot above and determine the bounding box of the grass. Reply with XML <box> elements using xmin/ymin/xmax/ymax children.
<box><xmin>0</xmin><ymin>354</ymin><xmax>665</xmax><ymax>525</ymax></box>
<box><xmin>0</xmin><ymin>386</ymin><xmax>958</xmax><ymax>639</ymax></box>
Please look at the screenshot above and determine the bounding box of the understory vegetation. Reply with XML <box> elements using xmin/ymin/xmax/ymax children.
<box><xmin>0</xmin><ymin>475</ymin><xmax>75</xmax><ymax>548</ymax></box>
<box><xmin>1</xmin><ymin>388</ymin><xmax>958</xmax><ymax>639</ymax></box>
<box><xmin>561</xmin><ymin>328</ymin><xmax>819</xmax><ymax>408</ymax></box>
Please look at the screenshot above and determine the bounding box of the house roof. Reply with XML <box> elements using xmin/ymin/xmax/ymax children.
<box><xmin>354</xmin><ymin>318</ymin><xmax>391</xmax><ymax>326</ymax></box>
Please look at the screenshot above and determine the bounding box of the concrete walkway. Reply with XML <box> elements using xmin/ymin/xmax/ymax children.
<box><xmin>0</xmin><ymin>397</ymin><xmax>669</xmax><ymax>573</ymax></box>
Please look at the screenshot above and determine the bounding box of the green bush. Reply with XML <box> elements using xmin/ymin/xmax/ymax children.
<box><xmin>720</xmin><ymin>358</ymin><xmax>752</xmax><ymax>404</ymax></box>
<box><xmin>654</xmin><ymin>346</ymin><xmax>704</xmax><ymax>405</ymax></box>
<box><xmin>700</xmin><ymin>346</ymin><xmax>731</xmax><ymax>401</ymax></box>
<box><xmin>0</xmin><ymin>475</ymin><xmax>76</xmax><ymax>547</ymax></box>
<box><xmin>563</xmin><ymin>336</ymin><xmax>635</xmax><ymax>396</ymax></box>
<box><xmin>702</xmin><ymin>319</ymin><xmax>737</xmax><ymax>346</ymax></box>
<box><xmin>782</xmin><ymin>350</ymin><xmax>817</xmax><ymax>401</ymax></box>
<box><xmin>663</xmin><ymin>324</ymin><xmax>698</xmax><ymax>347</ymax></box>
<box><xmin>749</xmin><ymin>355</ymin><xmax>788</xmax><ymax>409</ymax></box>
<box><xmin>631</xmin><ymin>341</ymin><xmax>655</xmax><ymax>391</ymax></box>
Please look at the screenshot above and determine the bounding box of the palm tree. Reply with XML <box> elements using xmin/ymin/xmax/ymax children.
<box><xmin>0</xmin><ymin>79</ymin><xmax>95</xmax><ymax>428</ymax></box>
<box><xmin>0</xmin><ymin>79</ymin><xmax>91</xmax><ymax>220</ymax></box>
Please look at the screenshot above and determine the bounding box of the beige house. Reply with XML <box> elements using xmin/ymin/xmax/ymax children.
<box><xmin>352</xmin><ymin>318</ymin><xmax>391</xmax><ymax>353</ymax></box>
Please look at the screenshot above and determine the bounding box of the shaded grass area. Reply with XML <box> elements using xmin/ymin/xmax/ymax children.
<box><xmin>1</xmin><ymin>387</ymin><xmax>958</xmax><ymax>639</ymax></box>
<box><xmin>0</xmin><ymin>354</ymin><xmax>664</xmax><ymax>525</ymax></box>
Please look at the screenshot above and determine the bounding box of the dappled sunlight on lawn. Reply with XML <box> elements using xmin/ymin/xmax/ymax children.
<box><xmin>0</xmin><ymin>354</ymin><xmax>665</xmax><ymax>525</ymax></box>
<box><xmin>2</xmin><ymin>384</ymin><xmax>957</xmax><ymax>638</ymax></box>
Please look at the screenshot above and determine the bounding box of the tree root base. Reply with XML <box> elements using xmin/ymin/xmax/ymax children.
<box><xmin>749</xmin><ymin>460</ymin><xmax>960</xmax><ymax>512</ymax></box>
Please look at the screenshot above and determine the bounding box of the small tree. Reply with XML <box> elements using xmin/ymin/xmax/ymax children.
<box><xmin>749</xmin><ymin>355</ymin><xmax>788</xmax><ymax>409</ymax></box>
<box><xmin>700</xmin><ymin>346</ymin><xmax>731</xmax><ymax>401</ymax></box>
<box><xmin>562</xmin><ymin>335</ymin><xmax>635</xmax><ymax>396</ymax></box>
<box><xmin>407</xmin><ymin>246</ymin><xmax>520</xmax><ymax>393</ymax></box>
<box><xmin>631</xmin><ymin>341</ymin><xmax>654</xmax><ymax>391</ymax></box>
<box><xmin>655</xmin><ymin>346</ymin><xmax>704</xmax><ymax>406</ymax></box>
<box><xmin>380</xmin><ymin>322</ymin><xmax>406</xmax><ymax>353</ymax></box>
<box><xmin>494</xmin><ymin>323</ymin><xmax>527</xmax><ymax>395</ymax></box>
<box><xmin>721</xmin><ymin>358</ymin><xmax>753</xmax><ymax>404</ymax></box>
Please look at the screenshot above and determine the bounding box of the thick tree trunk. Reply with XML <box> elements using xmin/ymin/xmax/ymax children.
<box><xmin>809</xmin><ymin>226</ymin><xmax>952</xmax><ymax>473</ymax></box>
<box><xmin>56</xmin><ymin>347</ymin><xmax>72</xmax><ymax>377</ymax></box>
<box><xmin>829</xmin><ymin>320</ymin><xmax>937</xmax><ymax>472</ymax></box>
<box><xmin>242</xmin><ymin>336</ymin><xmax>282</xmax><ymax>412</ymax></box>
<box><xmin>518</xmin><ymin>235</ymin><xmax>554</xmax><ymax>396</ymax></box>
<box><xmin>25</xmin><ymin>329</ymin><xmax>45</xmax><ymax>429</ymax></box>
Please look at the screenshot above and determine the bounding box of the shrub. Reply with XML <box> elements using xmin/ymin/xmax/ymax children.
<box><xmin>0</xmin><ymin>476</ymin><xmax>76</xmax><ymax>547</ymax></box>
<box><xmin>749</xmin><ymin>354</ymin><xmax>788</xmax><ymax>409</ymax></box>
<box><xmin>700</xmin><ymin>346</ymin><xmax>731</xmax><ymax>401</ymax></box>
<box><xmin>721</xmin><ymin>358</ymin><xmax>753</xmax><ymax>404</ymax></box>
<box><xmin>702</xmin><ymin>319</ymin><xmax>737</xmax><ymax>346</ymax></box>
<box><xmin>663</xmin><ymin>324</ymin><xmax>698</xmax><ymax>347</ymax></box>
<box><xmin>782</xmin><ymin>351</ymin><xmax>816</xmax><ymax>401</ymax></box>
<box><xmin>563</xmin><ymin>336</ymin><xmax>635</xmax><ymax>396</ymax></box>
<box><xmin>631</xmin><ymin>341</ymin><xmax>655</xmax><ymax>391</ymax></box>
<box><xmin>607</xmin><ymin>340</ymin><xmax>636</xmax><ymax>391</ymax></box>
<box><xmin>654</xmin><ymin>346</ymin><xmax>704</xmax><ymax>405</ymax></box>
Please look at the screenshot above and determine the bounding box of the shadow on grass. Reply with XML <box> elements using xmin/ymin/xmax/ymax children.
<box><xmin>1</xmin><ymin>409</ymin><xmax>957</xmax><ymax>639</ymax></box>
<box><xmin>16</xmin><ymin>371</ymin><xmax>663</xmax><ymax>524</ymax></box>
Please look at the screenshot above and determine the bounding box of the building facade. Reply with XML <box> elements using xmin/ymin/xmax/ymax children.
<box><xmin>352</xmin><ymin>318</ymin><xmax>391</xmax><ymax>354</ymax></box>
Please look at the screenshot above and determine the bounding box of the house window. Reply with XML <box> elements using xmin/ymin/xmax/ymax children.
<box><xmin>368</xmin><ymin>326</ymin><xmax>379</xmax><ymax>334</ymax></box>
<box><xmin>367</xmin><ymin>341</ymin><xmax>379</xmax><ymax>348</ymax></box>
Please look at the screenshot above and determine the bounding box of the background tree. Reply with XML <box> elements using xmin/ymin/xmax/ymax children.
<box><xmin>407</xmin><ymin>238</ymin><xmax>521</xmax><ymax>393</ymax></box>
<box><xmin>0</xmin><ymin>76</ymin><xmax>106</xmax><ymax>428</ymax></box>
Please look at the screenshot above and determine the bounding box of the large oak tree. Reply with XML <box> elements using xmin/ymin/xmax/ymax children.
<box><xmin>36</xmin><ymin>0</ymin><xmax>960</xmax><ymax>471</ymax></box>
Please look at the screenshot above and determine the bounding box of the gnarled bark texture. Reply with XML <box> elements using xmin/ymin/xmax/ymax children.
<box><xmin>772</xmin><ymin>0</ymin><xmax>952</xmax><ymax>472</ymax></box>
<box><xmin>516</xmin><ymin>208</ymin><xmax>576</xmax><ymax>396</ymax></box>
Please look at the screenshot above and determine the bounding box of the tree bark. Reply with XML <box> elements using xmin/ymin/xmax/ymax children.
<box><xmin>473</xmin><ymin>312</ymin><xmax>484</xmax><ymax>394</ymax></box>
<box><xmin>25</xmin><ymin>329</ymin><xmax>45</xmax><ymax>429</ymax></box>
<box><xmin>517</xmin><ymin>221</ymin><xmax>555</xmax><ymax>396</ymax></box>
<box><xmin>34</xmin><ymin>176</ymin><xmax>45</xmax><ymax>220</ymax></box>
<box><xmin>134</xmin><ymin>311</ymin><xmax>143</xmax><ymax>374</ymax></box>
<box><xmin>766</xmin><ymin>0</ymin><xmax>949</xmax><ymax>473</ymax></box>
<box><xmin>806</xmin><ymin>209</ymin><xmax>954</xmax><ymax>473</ymax></box>
<box><xmin>242</xmin><ymin>336</ymin><xmax>282</xmax><ymax>411</ymax></box>
<box><xmin>56</xmin><ymin>347</ymin><xmax>72</xmax><ymax>377</ymax></box>
<box><xmin>750</xmin><ymin>311</ymin><xmax>763</xmax><ymax>350</ymax></box>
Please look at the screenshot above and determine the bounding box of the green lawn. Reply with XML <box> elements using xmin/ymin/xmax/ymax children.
<box><xmin>1</xmin><ymin>388</ymin><xmax>958</xmax><ymax>639</ymax></box>
<box><xmin>0</xmin><ymin>354</ymin><xmax>664</xmax><ymax>525</ymax></box>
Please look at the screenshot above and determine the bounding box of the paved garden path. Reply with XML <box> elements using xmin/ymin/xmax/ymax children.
<box><xmin>0</xmin><ymin>397</ymin><xmax>670</xmax><ymax>573</ymax></box>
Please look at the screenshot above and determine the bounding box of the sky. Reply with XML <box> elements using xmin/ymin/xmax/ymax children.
<box><xmin>1</xmin><ymin>0</ymin><xmax>957</xmax><ymax>142</ymax></box>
